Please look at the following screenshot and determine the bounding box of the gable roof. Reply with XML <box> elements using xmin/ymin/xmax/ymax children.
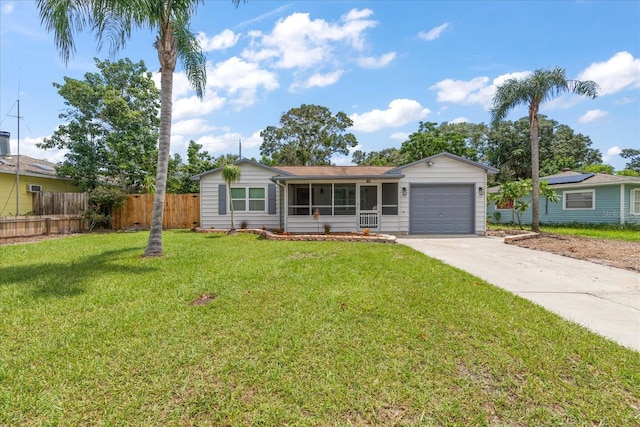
<box><xmin>192</xmin><ymin>152</ymin><xmax>498</xmax><ymax>181</ymax></box>
<box><xmin>0</xmin><ymin>154</ymin><xmax>70</xmax><ymax>180</ymax></box>
<box><xmin>190</xmin><ymin>158</ymin><xmax>294</xmax><ymax>180</ymax></box>
<box><xmin>388</xmin><ymin>152</ymin><xmax>499</xmax><ymax>174</ymax></box>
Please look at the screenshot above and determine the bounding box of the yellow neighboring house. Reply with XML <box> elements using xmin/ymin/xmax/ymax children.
<box><xmin>0</xmin><ymin>154</ymin><xmax>81</xmax><ymax>216</ymax></box>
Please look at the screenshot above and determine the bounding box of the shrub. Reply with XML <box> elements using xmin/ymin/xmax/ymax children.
<box><xmin>84</xmin><ymin>186</ymin><xmax>127</xmax><ymax>230</ymax></box>
<box><xmin>240</xmin><ymin>219</ymin><xmax>249</xmax><ymax>229</ymax></box>
<box><xmin>323</xmin><ymin>223</ymin><xmax>333</xmax><ymax>235</ymax></box>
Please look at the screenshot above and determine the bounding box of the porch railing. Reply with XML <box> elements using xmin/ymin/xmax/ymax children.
<box><xmin>359</xmin><ymin>212</ymin><xmax>378</xmax><ymax>229</ymax></box>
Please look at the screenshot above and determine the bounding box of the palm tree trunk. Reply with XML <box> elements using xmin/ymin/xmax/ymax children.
<box><xmin>530</xmin><ymin>112</ymin><xmax>540</xmax><ymax>233</ymax></box>
<box><xmin>145</xmin><ymin>32</ymin><xmax>177</xmax><ymax>257</ymax></box>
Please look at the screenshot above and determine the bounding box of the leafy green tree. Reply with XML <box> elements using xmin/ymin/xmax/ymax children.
<box><xmin>620</xmin><ymin>148</ymin><xmax>640</xmax><ymax>172</ymax></box>
<box><xmin>489</xmin><ymin>179</ymin><xmax>559</xmax><ymax>229</ymax></box>
<box><xmin>38</xmin><ymin>58</ymin><xmax>160</xmax><ymax>192</ymax></box>
<box><xmin>582</xmin><ymin>164</ymin><xmax>614</xmax><ymax>175</ymax></box>
<box><xmin>260</xmin><ymin>104</ymin><xmax>358</xmax><ymax>165</ymax></box>
<box><xmin>400</xmin><ymin>121</ymin><xmax>478</xmax><ymax>163</ymax></box>
<box><xmin>352</xmin><ymin>148</ymin><xmax>407</xmax><ymax>166</ymax></box>
<box><xmin>222</xmin><ymin>164</ymin><xmax>241</xmax><ymax>233</ymax></box>
<box><xmin>491</xmin><ymin>67</ymin><xmax>598</xmax><ymax>232</ymax></box>
<box><xmin>172</xmin><ymin>141</ymin><xmax>239</xmax><ymax>193</ymax></box>
<box><xmin>37</xmin><ymin>0</ymin><xmax>244</xmax><ymax>257</ymax></box>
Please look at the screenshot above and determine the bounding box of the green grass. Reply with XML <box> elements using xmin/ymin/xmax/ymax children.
<box><xmin>489</xmin><ymin>222</ymin><xmax>640</xmax><ymax>241</ymax></box>
<box><xmin>540</xmin><ymin>223</ymin><xmax>640</xmax><ymax>241</ymax></box>
<box><xmin>1</xmin><ymin>231</ymin><xmax>639</xmax><ymax>425</ymax></box>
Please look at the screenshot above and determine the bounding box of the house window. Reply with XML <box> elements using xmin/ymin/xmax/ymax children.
<box><xmin>563</xmin><ymin>190</ymin><xmax>595</xmax><ymax>210</ymax></box>
<box><xmin>496</xmin><ymin>198</ymin><xmax>514</xmax><ymax>210</ymax></box>
<box><xmin>288</xmin><ymin>183</ymin><xmax>356</xmax><ymax>216</ymax></box>
<box><xmin>631</xmin><ymin>189</ymin><xmax>640</xmax><ymax>215</ymax></box>
<box><xmin>381</xmin><ymin>183</ymin><xmax>398</xmax><ymax>215</ymax></box>
<box><xmin>231</xmin><ymin>187</ymin><xmax>266</xmax><ymax>212</ymax></box>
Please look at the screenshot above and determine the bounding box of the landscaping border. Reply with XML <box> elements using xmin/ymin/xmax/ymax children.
<box><xmin>194</xmin><ymin>227</ymin><xmax>397</xmax><ymax>243</ymax></box>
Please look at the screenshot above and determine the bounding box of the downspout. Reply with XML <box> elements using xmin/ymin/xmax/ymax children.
<box><xmin>620</xmin><ymin>184</ymin><xmax>625</xmax><ymax>225</ymax></box>
<box><xmin>276</xmin><ymin>179</ymin><xmax>287</xmax><ymax>230</ymax></box>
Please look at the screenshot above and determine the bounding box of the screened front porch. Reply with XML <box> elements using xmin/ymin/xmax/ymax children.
<box><xmin>280</xmin><ymin>181</ymin><xmax>400</xmax><ymax>233</ymax></box>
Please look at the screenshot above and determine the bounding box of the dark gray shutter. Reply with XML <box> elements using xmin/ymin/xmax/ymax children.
<box><xmin>218</xmin><ymin>184</ymin><xmax>227</xmax><ymax>215</ymax></box>
<box><xmin>268</xmin><ymin>184</ymin><xmax>276</xmax><ymax>214</ymax></box>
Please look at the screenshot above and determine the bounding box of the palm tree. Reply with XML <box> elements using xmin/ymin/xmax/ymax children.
<box><xmin>222</xmin><ymin>164</ymin><xmax>241</xmax><ymax>234</ymax></box>
<box><xmin>36</xmin><ymin>0</ymin><xmax>243</xmax><ymax>257</ymax></box>
<box><xmin>490</xmin><ymin>67</ymin><xmax>598</xmax><ymax>232</ymax></box>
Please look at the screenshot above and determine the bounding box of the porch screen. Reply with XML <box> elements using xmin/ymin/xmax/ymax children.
<box><xmin>334</xmin><ymin>184</ymin><xmax>356</xmax><ymax>215</ymax></box>
<box><xmin>382</xmin><ymin>183</ymin><xmax>398</xmax><ymax>215</ymax></box>
<box><xmin>287</xmin><ymin>183</ymin><xmax>355</xmax><ymax>215</ymax></box>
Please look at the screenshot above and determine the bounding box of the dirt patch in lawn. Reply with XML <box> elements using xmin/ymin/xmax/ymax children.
<box><xmin>506</xmin><ymin>232</ymin><xmax>640</xmax><ymax>273</ymax></box>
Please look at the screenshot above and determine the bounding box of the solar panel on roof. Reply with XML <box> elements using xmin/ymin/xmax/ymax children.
<box><xmin>544</xmin><ymin>173</ymin><xmax>594</xmax><ymax>185</ymax></box>
<box><xmin>31</xmin><ymin>163</ymin><xmax>56</xmax><ymax>172</ymax></box>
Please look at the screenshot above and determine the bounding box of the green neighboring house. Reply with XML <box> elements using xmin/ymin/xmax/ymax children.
<box><xmin>488</xmin><ymin>171</ymin><xmax>640</xmax><ymax>226</ymax></box>
<box><xmin>0</xmin><ymin>154</ymin><xmax>81</xmax><ymax>216</ymax></box>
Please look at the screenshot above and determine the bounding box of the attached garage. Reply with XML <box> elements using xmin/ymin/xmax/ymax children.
<box><xmin>410</xmin><ymin>184</ymin><xmax>475</xmax><ymax>234</ymax></box>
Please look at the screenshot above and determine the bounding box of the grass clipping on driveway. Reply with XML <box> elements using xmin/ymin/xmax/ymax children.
<box><xmin>1</xmin><ymin>232</ymin><xmax>638</xmax><ymax>425</ymax></box>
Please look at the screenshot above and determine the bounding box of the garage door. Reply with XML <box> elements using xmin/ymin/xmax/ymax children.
<box><xmin>410</xmin><ymin>184</ymin><xmax>474</xmax><ymax>234</ymax></box>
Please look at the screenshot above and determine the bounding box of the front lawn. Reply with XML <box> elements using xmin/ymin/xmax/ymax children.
<box><xmin>1</xmin><ymin>232</ymin><xmax>638</xmax><ymax>425</ymax></box>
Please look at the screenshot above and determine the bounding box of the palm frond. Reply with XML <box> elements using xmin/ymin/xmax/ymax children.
<box><xmin>173</xmin><ymin>20</ymin><xmax>207</xmax><ymax>99</ymax></box>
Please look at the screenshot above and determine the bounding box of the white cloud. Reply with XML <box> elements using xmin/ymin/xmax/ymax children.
<box><xmin>614</xmin><ymin>97</ymin><xmax>635</xmax><ymax>105</ymax></box>
<box><xmin>197</xmin><ymin>29</ymin><xmax>241</xmax><ymax>51</ymax></box>
<box><xmin>1</xmin><ymin>2</ymin><xmax>14</xmax><ymax>14</ymax></box>
<box><xmin>172</xmin><ymin>92</ymin><xmax>226</xmax><ymax>119</ymax></box>
<box><xmin>11</xmin><ymin>135</ymin><xmax>67</xmax><ymax>164</ymax></box>
<box><xmin>196</xmin><ymin>132</ymin><xmax>245</xmax><ymax>155</ymax></box>
<box><xmin>578</xmin><ymin>51</ymin><xmax>640</xmax><ymax>96</ymax></box>
<box><xmin>578</xmin><ymin>109</ymin><xmax>608</xmax><ymax>124</ymax></box>
<box><xmin>603</xmin><ymin>146</ymin><xmax>622</xmax><ymax>162</ymax></box>
<box><xmin>242</xmin><ymin>9</ymin><xmax>377</xmax><ymax>70</ymax></box>
<box><xmin>450</xmin><ymin>117</ymin><xmax>470</xmax><ymax>124</ymax></box>
<box><xmin>357</xmin><ymin>52</ymin><xmax>396</xmax><ymax>69</ymax></box>
<box><xmin>207</xmin><ymin>57</ymin><xmax>279</xmax><ymax>108</ymax></box>
<box><xmin>430</xmin><ymin>71</ymin><xmax>531</xmax><ymax>108</ymax></box>
<box><xmin>390</xmin><ymin>132</ymin><xmax>409</xmax><ymax>142</ymax></box>
<box><xmin>290</xmin><ymin>70</ymin><xmax>344</xmax><ymax>91</ymax></box>
<box><xmin>350</xmin><ymin>99</ymin><xmax>430</xmax><ymax>132</ymax></box>
<box><xmin>419</xmin><ymin>22</ymin><xmax>450</xmax><ymax>41</ymax></box>
<box><xmin>171</xmin><ymin>119</ymin><xmax>217</xmax><ymax>135</ymax></box>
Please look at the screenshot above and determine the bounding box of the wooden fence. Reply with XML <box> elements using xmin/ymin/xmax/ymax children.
<box><xmin>0</xmin><ymin>215</ymin><xmax>86</xmax><ymax>239</ymax></box>
<box><xmin>33</xmin><ymin>192</ymin><xmax>88</xmax><ymax>215</ymax></box>
<box><xmin>112</xmin><ymin>194</ymin><xmax>200</xmax><ymax>230</ymax></box>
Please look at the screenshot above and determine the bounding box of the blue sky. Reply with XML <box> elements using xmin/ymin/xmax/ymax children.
<box><xmin>1</xmin><ymin>1</ymin><xmax>639</xmax><ymax>170</ymax></box>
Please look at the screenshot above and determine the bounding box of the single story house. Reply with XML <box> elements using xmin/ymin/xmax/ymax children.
<box><xmin>192</xmin><ymin>152</ymin><xmax>499</xmax><ymax>235</ymax></box>
<box><xmin>0</xmin><ymin>154</ymin><xmax>81</xmax><ymax>216</ymax></box>
<box><xmin>488</xmin><ymin>171</ymin><xmax>640</xmax><ymax>225</ymax></box>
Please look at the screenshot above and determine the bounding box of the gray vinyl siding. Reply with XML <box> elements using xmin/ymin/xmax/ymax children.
<box><xmin>397</xmin><ymin>156</ymin><xmax>487</xmax><ymax>235</ymax></box>
<box><xmin>200</xmin><ymin>163</ymin><xmax>280</xmax><ymax>230</ymax></box>
<box><xmin>488</xmin><ymin>184</ymin><xmax>640</xmax><ymax>225</ymax></box>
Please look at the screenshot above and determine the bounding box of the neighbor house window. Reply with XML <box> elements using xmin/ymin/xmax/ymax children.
<box><xmin>563</xmin><ymin>190</ymin><xmax>595</xmax><ymax>210</ymax></box>
<box><xmin>231</xmin><ymin>187</ymin><xmax>266</xmax><ymax>212</ymax></box>
<box><xmin>381</xmin><ymin>183</ymin><xmax>398</xmax><ymax>215</ymax></box>
<box><xmin>288</xmin><ymin>183</ymin><xmax>356</xmax><ymax>216</ymax></box>
<box><xmin>631</xmin><ymin>189</ymin><xmax>640</xmax><ymax>215</ymax></box>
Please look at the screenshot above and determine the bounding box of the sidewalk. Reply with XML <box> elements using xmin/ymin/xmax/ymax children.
<box><xmin>398</xmin><ymin>236</ymin><xmax>640</xmax><ymax>352</ymax></box>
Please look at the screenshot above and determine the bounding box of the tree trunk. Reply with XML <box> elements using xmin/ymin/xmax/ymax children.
<box><xmin>145</xmin><ymin>30</ymin><xmax>177</xmax><ymax>257</ymax></box>
<box><xmin>228</xmin><ymin>183</ymin><xmax>236</xmax><ymax>233</ymax></box>
<box><xmin>530</xmin><ymin>109</ymin><xmax>540</xmax><ymax>233</ymax></box>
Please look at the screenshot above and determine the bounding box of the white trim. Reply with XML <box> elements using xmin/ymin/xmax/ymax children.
<box><xmin>620</xmin><ymin>184</ymin><xmax>625</xmax><ymax>224</ymax></box>
<box><xmin>631</xmin><ymin>188</ymin><xmax>640</xmax><ymax>216</ymax></box>
<box><xmin>563</xmin><ymin>189</ymin><xmax>595</xmax><ymax>210</ymax></box>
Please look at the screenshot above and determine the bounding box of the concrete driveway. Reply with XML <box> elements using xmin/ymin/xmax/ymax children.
<box><xmin>397</xmin><ymin>236</ymin><xmax>640</xmax><ymax>352</ymax></box>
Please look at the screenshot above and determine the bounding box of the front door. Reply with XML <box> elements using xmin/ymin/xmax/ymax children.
<box><xmin>358</xmin><ymin>185</ymin><xmax>379</xmax><ymax>230</ymax></box>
